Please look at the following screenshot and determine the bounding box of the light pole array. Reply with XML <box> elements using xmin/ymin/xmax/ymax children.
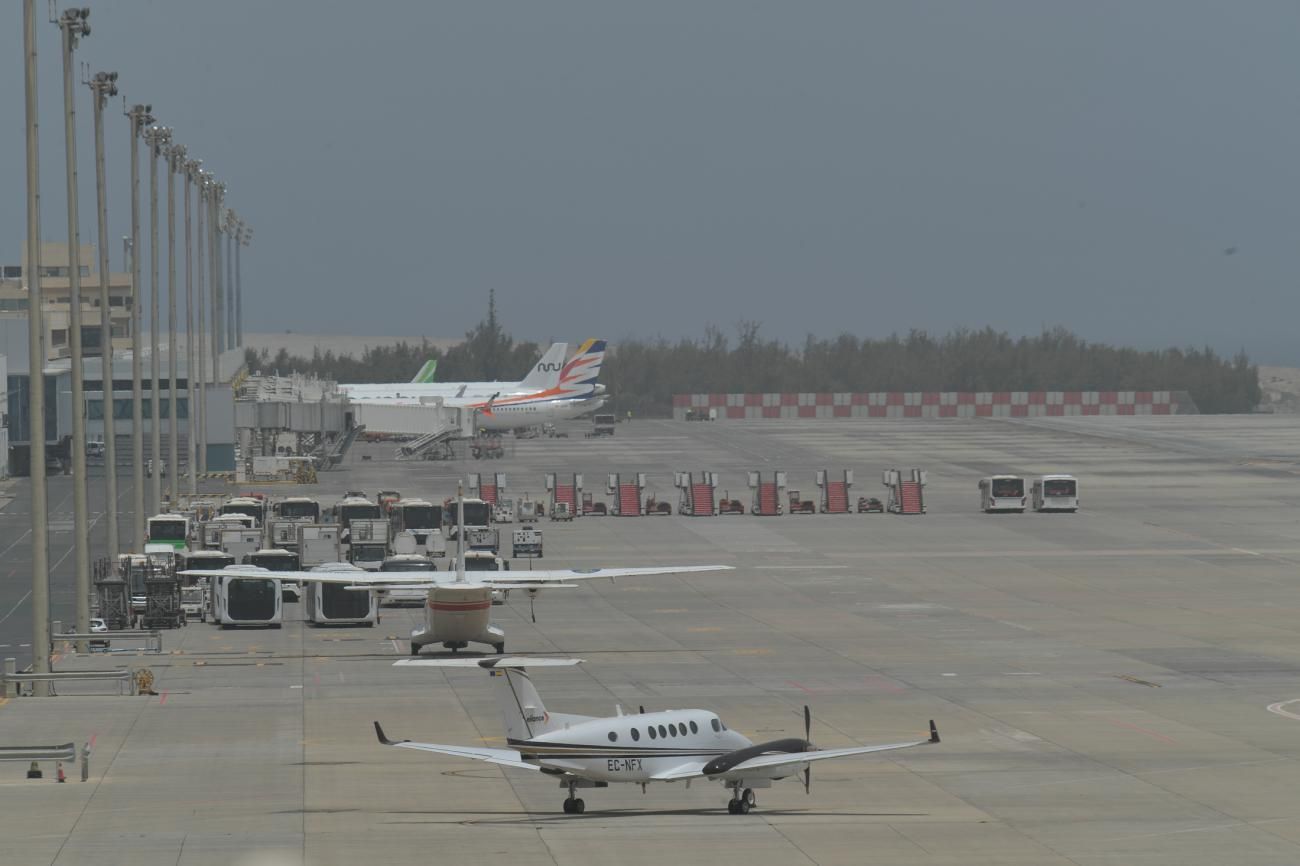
<box><xmin>56</xmin><ymin>5</ymin><xmax>92</xmax><ymax>651</ymax></box>
<box><xmin>196</xmin><ymin>172</ymin><xmax>209</xmax><ymax>474</ymax></box>
<box><xmin>184</xmin><ymin>158</ymin><xmax>201</xmax><ymax>494</ymax></box>
<box><xmin>144</xmin><ymin>123</ymin><xmax>170</xmax><ymax>515</ymax></box>
<box><xmin>24</xmin><ymin>0</ymin><xmax>51</xmax><ymax>695</ymax></box>
<box><xmin>237</xmin><ymin>224</ymin><xmax>250</xmax><ymax>349</ymax></box>
<box><xmin>124</xmin><ymin>102</ymin><xmax>153</xmax><ymax>552</ymax></box>
<box><xmin>87</xmin><ymin>69</ymin><xmax>120</xmax><ymax>566</ymax></box>
<box><xmin>167</xmin><ymin>141</ymin><xmax>185</xmax><ymax>504</ymax></box>
<box><xmin>19</xmin><ymin>2</ymin><xmax>252</xmax><ymax>690</ymax></box>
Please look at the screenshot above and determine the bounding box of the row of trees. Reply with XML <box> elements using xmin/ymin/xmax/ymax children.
<box><xmin>246</xmin><ymin>313</ymin><xmax>1261</xmax><ymax>415</ymax></box>
<box><xmin>603</xmin><ymin>325</ymin><xmax>1261</xmax><ymax>415</ymax></box>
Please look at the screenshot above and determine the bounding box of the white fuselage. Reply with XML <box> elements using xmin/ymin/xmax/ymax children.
<box><xmin>410</xmin><ymin>583</ymin><xmax>505</xmax><ymax>652</ymax></box>
<box><xmin>511</xmin><ymin>711</ymin><xmax>769</xmax><ymax>784</ymax></box>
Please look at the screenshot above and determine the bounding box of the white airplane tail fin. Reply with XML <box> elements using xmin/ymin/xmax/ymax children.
<box><xmin>394</xmin><ymin>656</ymin><xmax>581</xmax><ymax>740</ymax></box>
<box><xmin>518</xmin><ymin>343</ymin><xmax>569</xmax><ymax>391</ymax></box>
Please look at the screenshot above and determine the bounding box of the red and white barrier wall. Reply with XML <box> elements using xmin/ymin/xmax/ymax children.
<box><xmin>672</xmin><ymin>391</ymin><xmax>1197</xmax><ymax>420</ymax></box>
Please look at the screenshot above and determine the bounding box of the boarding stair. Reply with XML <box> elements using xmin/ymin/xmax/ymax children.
<box><xmin>319</xmin><ymin>424</ymin><xmax>366</xmax><ymax>470</ymax></box>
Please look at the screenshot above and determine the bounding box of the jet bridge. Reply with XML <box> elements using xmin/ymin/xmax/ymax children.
<box><xmin>546</xmin><ymin>473</ymin><xmax>583</xmax><ymax>519</ymax></box>
<box><xmin>676</xmin><ymin>472</ymin><xmax>718</xmax><ymax>516</ymax></box>
<box><xmin>469</xmin><ymin>473</ymin><xmax>506</xmax><ymax>505</ymax></box>
<box><xmin>883</xmin><ymin>468</ymin><xmax>927</xmax><ymax>514</ymax></box>
<box><xmin>817</xmin><ymin>470</ymin><xmax>853</xmax><ymax>513</ymax></box>
<box><xmin>748</xmin><ymin>471</ymin><xmax>786</xmax><ymax>516</ymax></box>
<box><xmin>608</xmin><ymin>473</ymin><xmax>646</xmax><ymax>516</ymax></box>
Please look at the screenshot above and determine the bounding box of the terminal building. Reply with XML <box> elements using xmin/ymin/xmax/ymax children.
<box><xmin>0</xmin><ymin>242</ymin><xmax>243</xmax><ymax>476</ymax></box>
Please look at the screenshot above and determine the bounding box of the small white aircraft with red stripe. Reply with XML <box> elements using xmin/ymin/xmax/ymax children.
<box><xmin>375</xmin><ymin>656</ymin><xmax>940</xmax><ymax>815</ymax></box>
<box><xmin>182</xmin><ymin>486</ymin><xmax>729</xmax><ymax>655</ymax></box>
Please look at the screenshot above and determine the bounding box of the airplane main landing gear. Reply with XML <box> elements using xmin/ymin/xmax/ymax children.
<box><xmin>563</xmin><ymin>782</ymin><xmax>586</xmax><ymax>814</ymax></box>
<box><xmin>493</xmin><ymin>643</ymin><xmax>505</xmax><ymax>655</ymax></box>
<box><xmin>727</xmin><ymin>787</ymin><xmax>756</xmax><ymax>815</ymax></box>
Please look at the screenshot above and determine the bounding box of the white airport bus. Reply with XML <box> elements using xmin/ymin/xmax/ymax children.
<box><xmin>978</xmin><ymin>475</ymin><xmax>1026</xmax><ymax>513</ymax></box>
<box><xmin>303</xmin><ymin>563</ymin><xmax>377</xmax><ymax>627</ymax></box>
<box><xmin>1032</xmin><ymin>475</ymin><xmax>1079</xmax><ymax>512</ymax></box>
<box><xmin>146</xmin><ymin>513</ymin><xmax>190</xmax><ymax>551</ymax></box>
<box><xmin>379</xmin><ymin>554</ymin><xmax>435</xmax><ymax>607</ymax></box>
<box><xmin>211</xmin><ymin>566</ymin><xmax>283</xmax><ymax>629</ymax></box>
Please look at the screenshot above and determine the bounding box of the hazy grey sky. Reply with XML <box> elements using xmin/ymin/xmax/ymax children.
<box><xmin>4</xmin><ymin>2</ymin><xmax>1299</xmax><ymax>361</ymax></box>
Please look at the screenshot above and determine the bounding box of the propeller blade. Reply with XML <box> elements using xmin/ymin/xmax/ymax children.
<box><xmin>804</xmin><ymin>705</ymin><xmax>812</xmax><ymax>794</ymax></box>
<box><xmin>529</xmin><ymin>594</ymin><xmax>537</xmax><ymax>623</ymax></box>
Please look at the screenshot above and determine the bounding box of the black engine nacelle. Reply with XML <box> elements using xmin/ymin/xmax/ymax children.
<box><xmin>702</xmin><ymin>738</ymin><xmax>811</xmax><ymax>776</ymax></box>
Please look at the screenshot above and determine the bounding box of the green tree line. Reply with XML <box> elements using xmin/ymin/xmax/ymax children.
<box><xmin>247</xmin><ymin>316</ymin><xmax>1261</xmax><ymax>416</ymax></box>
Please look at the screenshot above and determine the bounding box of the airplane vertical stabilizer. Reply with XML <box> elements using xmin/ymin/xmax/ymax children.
<box><xmin>518</xmin><ymin>343</ymin><xmax>569</xmax><ymax>391</ymax></box>
<box><xmin>493</xmin><ymin>666</ymin><xmax>561</xmax><ymax>739</ymax></box>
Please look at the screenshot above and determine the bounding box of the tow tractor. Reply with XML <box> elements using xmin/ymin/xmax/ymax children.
<box><xmin>493</xmin><ymin>498</ymin><xmax>516</xmax><ymax>524</ymax></box>
<box><xmin>787</xmin><ymin>490</ymin><xmax>816</xmax><ymax>514</ymax></box>
<box><xmin>857</xmin><ymin>496</ymin><xmax>884</xmax><ymax>513</ymax></box>
<box><xmin>471</xmin><ymin>436</ymin><xmax>505</xmax><ymax>459</ymax></box>
<box><xmin>644</xmin><ymin>495</ymin><xmax>672</xmax><ymax>515</ymax></box>
<box><xmin>718</xmin><ymin>493</ymin><xmax>745</xmax><ymax>515</ymax></box>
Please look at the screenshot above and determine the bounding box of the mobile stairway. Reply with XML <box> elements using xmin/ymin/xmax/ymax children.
<box><xmin>748</xmin><ymin>471</ymin><xmax>786</xmax><ymax>516</ymax></box>
<box><xmin>676</xmin><ymin>472</ymin><xmax>718</xmax><ymax>516</ymax></box>
<box><xmin>469</xmin><ymin>472</ymin><xmax>506</xmax><ymax>505</ymax></box>
<box><xmin>608</xmin><ymin>474</ymin><xmax>646</xmax><ymax>516</ymax></box>
<box><xmin>883</xmin><ymin>469</ymin><xmax>927</xmax><ymax>515</ymax></box>
<box><xmin>319</xmin><ymin>424</ymin><xmax>366</xmax><ymax>470</ymax></box>
<box><xmin>817</xmin><ymin>470</ymin><xmax>853</xmax><ymax>514</ymax></box>
<box><xmin>546</xmin><ymin>473</ymin><xmax>583</xmax><ymax>518</ymax></box>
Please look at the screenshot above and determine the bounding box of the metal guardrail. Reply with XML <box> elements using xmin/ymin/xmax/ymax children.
<box><xmin>0</xmin><ymin>743</ymin><xmax>76</xmax><ymax>762</ymax></box>
<box><xmin>0</xmin><ymin>742</ymin><xmax>92</xmax><ymax>781</ymax></box>
<box><xmin>54</xmin><ymin>630</ymin><xmax>163</xmax><ymax>654</ymax></box>
<box><xmin>1</xmin><ymin>669</ymin><xmax>135</xmax><ymax>696</ymax></box>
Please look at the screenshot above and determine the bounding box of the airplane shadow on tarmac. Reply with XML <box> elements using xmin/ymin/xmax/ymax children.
<box><xmin>380</xmin><ymin>809</ymin><xmax>932</xmax><ymax>825</ymax></box>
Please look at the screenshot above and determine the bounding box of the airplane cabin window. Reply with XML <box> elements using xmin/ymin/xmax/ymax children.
<box><xmin>608</xmin><ymin>731</ymin><xmax>618</xmax><ymax>742</ymax></box>
<box><xmin>658</xmin><ymin>725</ymin><xmax>667</xmax><ymax>738</ymax></box>
<box><xmin>631</xmin><ymin>728</ymin><xmax>640</xmax><ymax>741</ymax></box>
<box><xmin>648</xmin><ymin>726</ymin><xmax>657</xmax><ymax>739</ymax></box>
<box><xmin>711</xmin><ymin>719</ymin><xmax>721</xmax><ymax>732</ymax></box>
<box><xmin>668</xmin><ymin>724</ymin><xmax>677</xmax><ymax>736</ymax></box>
<box><xmin>689</xmin><ymin>720</ymin><xmax>698</xmax><ymax>734</ymax></box>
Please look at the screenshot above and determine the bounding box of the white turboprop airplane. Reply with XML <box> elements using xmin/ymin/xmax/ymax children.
<box><xmin>375</xmin><ymin>656</ymin><xmax>940</xmax><ymax>815</ymax></box>
<box><xmin>182</xmin><ymin>487</ymin><xmax>727</xmax><ymax>654</ymax></box>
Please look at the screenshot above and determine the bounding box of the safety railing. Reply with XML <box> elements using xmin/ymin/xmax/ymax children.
<box><xmin>0</xmin><ymin>742</ymin><xmax>93</xmax><ymax>781</ymax></box>
<box><xmin>1</xmin><ymin>665</ymin><xmax>135</xmax><ymax>697</ymax></box>
<box><xmin>53</xmin><ymin>630</ymin><xmax>163</xmax><ymax>654</ymax></box>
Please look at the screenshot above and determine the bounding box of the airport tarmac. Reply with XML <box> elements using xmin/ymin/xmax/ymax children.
<box><xmin>4</xmin><ymin>415</ymin><xmax>1300</xmax><ymax>865</ymax></box>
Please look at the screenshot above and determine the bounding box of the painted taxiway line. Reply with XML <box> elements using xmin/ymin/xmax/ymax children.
<box><xmin>1266</xmin><ymin>699</ymin><xmax>1300</xmax><ymax>721</ymax></box>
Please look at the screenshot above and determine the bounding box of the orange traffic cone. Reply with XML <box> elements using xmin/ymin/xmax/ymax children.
<box><xmin>56</xmin><ymin>762</ymin><xmax>66</xmax><ymax>783</ymax></box>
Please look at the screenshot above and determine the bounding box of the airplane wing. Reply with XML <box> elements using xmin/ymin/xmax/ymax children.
<box><xmin>179</xmin><ymin>568</ymin><xmax>433</xmax><ymax>585</ymax></box>
<box><xmin>373</xmin><ymin>722</ymin><xmax>539</xmax><ymax>771</ymax></box>
<box><xmin>479</xmin><ymin>565</ymin><xmax>733</xmax><ymax>585</ymax></box>
<box><xmin>653</xmin><ymin>722</ymin><xmax>939</xmax><ymax>781</ymax></box>
<box><xmin>180</xmin><ymin>565</ymin><xmax>731</xmax><ymax>587</ymax></box>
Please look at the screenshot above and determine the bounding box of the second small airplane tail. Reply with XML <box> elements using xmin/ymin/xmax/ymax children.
<box><xmin>410</xmin><ymin>359</ymin><xmax>438</xmax><ymax>384</ymax></box>
<box><xmin>518</xmin><ymin>343</ymin><xmax>570</xmax><ymax>391</ymax></box>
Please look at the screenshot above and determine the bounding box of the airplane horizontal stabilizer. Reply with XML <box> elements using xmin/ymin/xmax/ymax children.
<box><xmin>373</xmin><ymin>721</ymin><xmax>539</xmax><ymax>770</ymax></box>
<box><xmin>395</xmin><ymin>657</ymin><xmax>584</xmax><ymax>669</ymax></box>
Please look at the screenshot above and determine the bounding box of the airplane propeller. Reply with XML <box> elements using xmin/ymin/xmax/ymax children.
<box><xmin>803</xmin><ymin>704</ymin><xmax>812</xmax><ymax>794</ymax></box>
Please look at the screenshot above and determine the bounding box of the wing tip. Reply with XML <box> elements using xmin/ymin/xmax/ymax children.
<box><xmin>374</xmin><ymin>721</ymin><xmax>403</xmax><ymax>746</ymax></box>
<box><xmin>928</xmin><ymin>720</ymin><xmax>940</xmax><ymax>744</ymax></box>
